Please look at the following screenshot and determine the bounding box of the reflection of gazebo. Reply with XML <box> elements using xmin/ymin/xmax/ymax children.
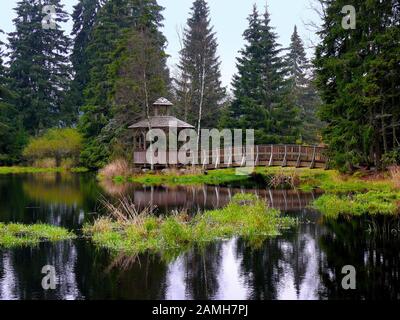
<box><xmin>129</xmin><ymin>98</ymin><xmax>194</xmax><ymax>166</ymax></box>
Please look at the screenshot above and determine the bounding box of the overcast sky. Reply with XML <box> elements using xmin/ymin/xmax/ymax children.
<box><xmin>0</xmin><ymin>0</ymin><xmax>321</xmax><ymax>89</ymax></box>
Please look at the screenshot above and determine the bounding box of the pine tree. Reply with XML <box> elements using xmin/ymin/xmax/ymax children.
<box><xmin>284</xmin><ymin>26</ymin><xmax>322</xmax><ymax>144</ymax></box>
<box><xmin>0</xmin><ymin>30</ymin><xmax>27</xmax><ymax>164</ymax></box>
<box><xmin>315</xmin><ymin>0</ymin><xmax>400</xmax><ymax>170</ymax></box>
<box><xmin>69</xmin><ymin>0</ymin><xmax>105</xmax><ymax>112</ymax></box>
<box><xmin>79</xmin><ymin>0</ymin><xmax>169</xmax><ymax>168</ymax></box>
<box><xmin>8</xmin><ymin>0</ymin><xmax>72</xmax><ymax>134</ymax></box>
<box><xmin>174</xmin><ymin>0</ymin><xmax>226</xmax><ymax>130</ymax></box>
<box><xmin>227</xmin><ymin>3</ymin><xmax>300</xmax><ymax>144</ymax></box>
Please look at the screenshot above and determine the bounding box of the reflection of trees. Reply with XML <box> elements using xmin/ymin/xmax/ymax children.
<box><xmin>0</xmin><ymin>241</ymin><xmax>83</xmax><ymax>300</ymax></box>
<box><xmin>74</xmin><ymin>241</ymin><xmax>169</xmax><ymax>300</ymax></box>
<box><xmin>0</xmin><ymin>175</ymin><xmax>31</xmax><ymax>222</ymax></box>
<box><xmin>181</xmin><ymin>243</ymin><xmax>223</xmax><ymax>299</ymax></box>
<box><xmin>235</xmin><ymin>209</ymin><xmax>326</xmax><ymax>300</ymax></box>
<box><xmin>0</xmin><ymin>173</ymin><xmax>103</xmax><ymax>228</ymax></box>
<box><xmin>318</xmin><ymin>216</ymin><xmax>400</xmax><ymax>300</ymax></box>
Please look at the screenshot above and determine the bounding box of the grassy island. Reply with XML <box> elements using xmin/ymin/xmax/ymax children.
<box><xmin>83</xmin><ymin>194</ymin><xmax>296</xmax><ymax>256</ymax></box>
<box><xmin>0</xmin><ymin>223</ymin><xmax>76</xmax><ymax>248</ymax></box>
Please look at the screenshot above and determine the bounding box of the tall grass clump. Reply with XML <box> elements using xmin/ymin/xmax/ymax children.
<box><xmin>84</xmin><ymin>194</ymin><xmax>296</xmax><ymax>256</ymax></box>
<box><xmin>268</xmin><ymin>170</ymin><xmax>300</xmax><ymax>189</ymax></box>
<box><xmin>389</xmin><ymin>166</ymin><xmax>400</xmax><ymax>189</ymax></box>
<box><xmin>99</xmin><ymin>159</ymin><xmax>131</xmax><ymax>180</ymax></box>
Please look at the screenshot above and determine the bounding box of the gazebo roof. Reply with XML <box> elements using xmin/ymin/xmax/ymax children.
<box><xmin>129</xmin><ymin>116</ymin><xmax>195</xmax><ymax>129</ymax></box>
<box><xmin>153</xmin><ymin>97</ymin><xmax>173</xmax><ymax>106</ymax></box>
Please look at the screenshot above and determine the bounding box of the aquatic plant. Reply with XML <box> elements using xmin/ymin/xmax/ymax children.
<box><xmin>0</xmin><ymin>223</ymin><xmax>76</xmax><ymax>248</ymax></box>
<box><xmin>313</xmin><ymin>191</ymin><xmax>400</xmax><ymax>218</ymax></box>
<box><xmin>83</xmin><ymin>194</ymin><xmax>296</xmax><ymax>256</ymax></box>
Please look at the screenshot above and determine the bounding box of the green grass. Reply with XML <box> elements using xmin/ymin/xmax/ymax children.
<box><xmin>313</xmin><ymin>191</ymin><xmax>400</xmax><ymax>218</ymax></box>
<box><xmin>255</xmin><ymin>167</ymin><xmax>394</xmax><ymax>193</ymax></box>
<box><xmin>109</xmin><ymin>166</ymin><xmax>395</xmax><ymax>193</ymax></box>
<box><xmin>83</xmin><ymin>194</ymin><xmax>296</xmax><ymax>256</ymax></box>
<box><xmin>0</xmin><ymin>166</ymin><xmax>89</xmax><ymax>174</ymax></box>
<box><xmin>70</xmin><ymin>167</ymin><xmax>90</xmax><ymax>173</ymax></box>
<box><xmin>122</xmin><ymin>168</ymin><xmax>251</xmax><ymax>186</ymax></box>
<box><xmin>0</xmin><ymin>223</ymin><xmax>76</xmax><ymax>248</ymax></box>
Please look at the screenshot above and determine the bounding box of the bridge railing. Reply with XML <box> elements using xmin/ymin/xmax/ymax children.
<box><xmin>133</xmin><ymin>144</ymin><xmax>328</xmax><ymax>169</ymax></box>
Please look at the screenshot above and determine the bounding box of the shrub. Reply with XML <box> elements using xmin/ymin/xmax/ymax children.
<box><xmin>23</xmin><ymin>128</ymin><xmax>82</xmax><ymax>167</ymax></box>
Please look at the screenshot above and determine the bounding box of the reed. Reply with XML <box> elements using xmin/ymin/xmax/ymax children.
<box><xmin>99</xmin><ymin>159</ymin><xmax>131</xmax><ymax>180</ymax></box>
<box><xmin>389</xmin><ymin>166</ymin><xmax>400</xmax><ymax>189</ymax></box>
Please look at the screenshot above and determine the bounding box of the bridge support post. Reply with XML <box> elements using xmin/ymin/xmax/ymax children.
<box><xmin>296</xmin><ymin>146</ymin><xmax>302</xmax><ymax>168</ymax></box>
<box><xmin>310</xmin><ymin>146</ymin><xmax>316</xmax><ymax>169</ymax></box>
<box><xmin>282</xmin><ymin>145</ymin><xmax>288</xmax><ymax>167</ymax></box>
<box><xmin>215</xmin><ymin>148</ymin><xmax>220</xmax><ymax>169</ymax></box>
<box><xmin>202</xmin><ymin>150</ymin><xmax>207</xmax><ymax>170</ymax></box>
<box><xmin>268</xmin><ymin>145</ymin><xmax>274</xmax><ymax>167</ymax></box>
<box><xmin>255</xmin><ymin>146</ymin><xmax>259</xmax><ymax>167</ymax></box>
<box><xmin>241</xmin><ymin>146</ymin><xmax>246</xmax><ymax>167</ymax></box>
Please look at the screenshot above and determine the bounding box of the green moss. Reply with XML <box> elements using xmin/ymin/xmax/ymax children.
<box><xmin>313</xmin><ymin>191</ymin><xmax>400</xmax><ymax>218</ymax></box>
<box><xmin>0</xmin><ymin>223</ymin><xmax>76</xmax><ymax>248</ymax></box>
<box><xmin>83</xmin><ymin>194</ymin><xmax>296</xmax><ymax>256</ymax></box>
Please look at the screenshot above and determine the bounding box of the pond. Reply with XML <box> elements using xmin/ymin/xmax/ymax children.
<box><xmin>0</xmin><ymin>173</ymin><xmax>400</xmax><ymax>300</ymax></box>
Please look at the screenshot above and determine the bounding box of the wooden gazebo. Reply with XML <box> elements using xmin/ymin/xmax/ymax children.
<box><xmin>129</xmin><ymin>98</ymin><xmax>194</xmax><ymax>166</ymax></box>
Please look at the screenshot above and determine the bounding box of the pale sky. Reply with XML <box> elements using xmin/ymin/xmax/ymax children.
<box><xmin>0</xmin><ymin>0</ymin><xmax>321</xmax><ymax>89</ymax></box>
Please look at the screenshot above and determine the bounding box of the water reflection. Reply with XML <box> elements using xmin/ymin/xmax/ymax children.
<box><xmin>101</xmin><ymin>183</ymin><xmax>321</xmax><ymax>215</ymax></box>
<box><xmin>0</xmin><ymin>174</ymin><xmax>400</xmax><ymax>300</ymax></box>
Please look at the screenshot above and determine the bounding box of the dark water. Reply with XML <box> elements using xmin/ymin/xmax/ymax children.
<box><xmin>0</xmin><ymin>173</ymin><xmax>400</xmax><ymax>300</ymax></box>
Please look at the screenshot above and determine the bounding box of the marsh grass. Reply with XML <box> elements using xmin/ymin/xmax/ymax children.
<box><xmin>255</xmin><ymin>168</ymin><xmax>394</xmax><ymax>193</ymax></box>
<box><xmin>83</xmin><ymin>194</ymin><xmax>296</xmax><ymax>256</ymax></box>
<box><xmin>267</xmin><ymin>170</ymin><xmax>300</xmax><ymax>189</ymax></box>
<box><xmin>124</xmin><ymin>168</ymin><xmax>250</xmax><ymax>186</ymax></box>
<box><xmin>389</xmin><ymin>166</ymin><xmax>400</xmax><ymax>189</ymax></box>
<box><xmin>0</xmin><ymin>167</ymin><xmax>65</xmax><ymax>174</ymax></box>
<box><xmin>0</xmin><ymin>223</ymin><xmax>76</xmax><ymax>248</ymax></box>
<box><xmin>313</xmin><ymin>191</ymin><xmax>400</xmax><ymax>219</ymax></box>
<box><xmin>99</xmin><ymin>159</ymin><xmax>131</xmax><ymax>180</ymax></box>
<box><xmin>0</xmin><ymin>167</ymin><xmax>89</xmax><ymax>174</ymax></box>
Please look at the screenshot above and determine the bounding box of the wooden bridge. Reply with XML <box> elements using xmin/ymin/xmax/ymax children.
<box><xmin>134</xmin><ymin>144</ymin><xmax>328</xmax><ymax>169</ymax></box>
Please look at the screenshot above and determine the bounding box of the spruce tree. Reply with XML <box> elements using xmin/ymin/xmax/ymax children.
<box><xmin>284</xmin><ymin>26</ymin><xmax>322</xmax><ymax>144</ymax></box>
<box><xmin>0</xmin><ymin>30</ymin><xmax>27</xmax><ymax>164</ymax></box>
<box><xmin>227</xmin><ymin>3</ymin><xmax>299</xmax><ymax>144</ymax></box>
<box><xmin>315</xmin><ymin>0</ymin><xmax>400</xmax><ymax>169</ymax></box>
<box><xmin>69</xmin><ymin>0</ymin><xmax>105</xmax><ymax>112</ymax></box>
<box><xmin>174</xmin><ymin>0</ymin><xmax>226</xmax><ymax>130</ymax></box>
<box><xmin>79</xmin><ymin>0</ymin><xmax>169</xmax><ymax>168</ymax></box>
<box><xmin>8</xmin><ymin>0</ymin><xmax>72</xmax><ymax>134</ymax></box>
